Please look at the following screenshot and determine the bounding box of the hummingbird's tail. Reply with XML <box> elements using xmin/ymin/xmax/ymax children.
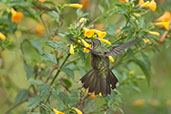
<box><xmin>80</xmin><ymin>69</ymin><xmax>118</xmax><ymax>96</ymax></box>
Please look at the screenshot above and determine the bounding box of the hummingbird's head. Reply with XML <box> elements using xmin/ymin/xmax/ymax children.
<box><xmin>91</xmin><ymin>39</ymin><xmax>101</xmax><ymax>50</ymax></box>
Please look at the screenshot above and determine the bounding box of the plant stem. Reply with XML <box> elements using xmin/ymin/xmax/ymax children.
<box><xmin>45</xmin><ymin>54</ymin><xmax>71</xmax><ymax>104</ymax></box>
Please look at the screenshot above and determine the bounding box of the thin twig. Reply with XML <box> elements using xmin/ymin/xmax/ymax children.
<box><xmin>45</xmin><ymin>54</ymin><xmax>71</xmax><ymax>104</ymax></box>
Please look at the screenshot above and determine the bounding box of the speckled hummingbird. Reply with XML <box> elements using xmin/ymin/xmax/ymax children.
<box><xmin>80</xmin><ymin>38</ymin><xmax>140</xmax><ymax>96</ymax></box>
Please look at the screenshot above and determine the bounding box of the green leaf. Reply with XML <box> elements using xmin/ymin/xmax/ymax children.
<box><xmin>62</xmin><ymin>68</ymin><xmax>74</xmax><ymax>79</ymax></box>
<box><xmin>29</xmin><ymin>78</ymin><xmax>43</xmax><ymax>85</ymax></box>
<box><xmin>41</xmin><ymin>53</ymin><xmax>57</xmax><ymax>64</ymax></box>
<box><xmin>24</xmin><ymin>64</ymin><xmax>34</xmax><ymax>79</ymax></box>
<box><xmin>27</xmin><ymin>96</ymin><xmax>41</xmax><ymax>110</ymax></box>
<box><xmin>63</xmin><ymin>79</ymin><xmax>72</xmax><ymax>88</ymax></box>
<box><xmin>98</xmin><ymin>5</ymin><xmax>104</xmax><ymax>13</ymax></box>
<box><xmin>39</xmin><ymin>84</ymin><xmax>50</xmax><ymax>100</ymax></box>
<box><xmin>15</xmin><ymin>89</ymin><xmax>29</xmax><ymax>103</ymax></box>
<box><xmin>47</xmin><ymin>41</ymin><xmax>65</xmax><ymax>50</ymax></box>
<box><xmin>132</xmin><ymin>59</ymin><xmax>151</xmax><ymax>85</ymax></box>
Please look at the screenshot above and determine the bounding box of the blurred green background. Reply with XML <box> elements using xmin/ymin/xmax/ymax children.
<box><xmin>0</xmin><ymin>0</ymin><xmax>171</xmax><ymax>114</ymax></box>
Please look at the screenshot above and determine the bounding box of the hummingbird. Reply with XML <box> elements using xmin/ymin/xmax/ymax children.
<box><xmin>80</xmin><ymin>38</ymin><xmax>140</xmax><ymax>96</ymax></box>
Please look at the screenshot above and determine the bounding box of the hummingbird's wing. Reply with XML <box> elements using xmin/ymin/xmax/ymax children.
<box><xmin>104</xmin><ymin>38</ymin><xmax>140</xmax><ymax>56</ymax></box>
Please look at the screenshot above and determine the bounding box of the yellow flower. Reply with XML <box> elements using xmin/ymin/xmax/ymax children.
<box><xmin>108</xmin><ymin>56</ymin><xmax>114</xmax><ymax>63</ymax></box>
<box><xmin>129</xmin><ymin>71</ymin><xmax>134</xmax><ymax>76</ymax></box>
<box><xmin>155</xmin><ymin>20</ymin><xmax>170</xmax><ymax>30</ymax></box>
<box><xmin>156</xmin><ymin>11</ymin><xmax>171</xmax><ymax>22</ymax></box>
<box><xmin>119</xmin><ymin>0</ymin><xmax>128</xmax><ymax>3</ymax></box>
<box><xmin>138</xmin><ymin>0</ymin><xmax>144</xmax><ymax>5</ymax></box>
<box><xmin>52</xmin><ymin>36</ymin><xmax>60</xmax><ymax>41</ymax></box>
<box><xmin>140</xmin><ymin>1</ymin><xmax>150</xmax><ymax>8</ymax></box>
<box><xmin>70</xmin><ymin>44</ymin><xmax>75</xmax><ymax>55</ymax></box>
<box><xmin>148</xmin><ymin>31</ymin><xmax>160</xmax><ymax>36</ymax></box>
<box><xmin>143</xmin><ymin>39</ymin><xmax>152</xmax><ymax>44</ymax></box>
<box><xmin>72</xmin><ymin>107</ymin><xmax>82</xmax><ymax>114</ymax></box>
<box><xmin>35</xmin><ymin>24</ymin><xmax>45</xmax><ymax>37</ymax></box>
<box><xmin>100</xmin><ymin>39</ymin><xmax>111</xmax><ymax>45</ymax></box>
<box><xmin>39</xmin><ymin>0</ymin><xmax>46</xmax><ymax>2</ymax></box>
<box><xmin>99</xmin><ymin>92</ymin><xmax>102</xmax><ymax>96</ymax></box>
<box><xmin>146</xmin><ymin>0</ymin><xmax>157</xmax><ymax>11</ymax></box>
<box><xmin>166</xmin><ymin>99</ymin><xmax>171</xmax><ymax>106</ymax></box>
<box><xmin>83</xmin><ymin>27</ymin><xmax>95</xmax><ymax>38</ymax></box>
<box><xmin>133</xmin><ymin>99</ymin><xmax>145</xmax><ymax>106</ymax></box>
<box><xmin>148</xmin><ymin>99</ymin><xmax>159</xmax><ymax>106</ymax></box>
<box><xmin>0</xmin><ymin>32</ymin><xmax>6</xmax><ymax>41</ymax></box>
<box><xmin>77</xmin><ymin>40</ymin><xmax>81</xmax><ymax>44</ymax></box>
<box><xmin>93</xmin><ymin>29</ymin><xmax>107</xmax><ymax>39</ymax></box>
<box><xmin>81</xmin><ymin>39</ymin><xmax>90</xmax><ymax>47</ymax></box>
<box><xmin>11</xmin><ymin>8</ymin><xmax>23</xmax><ymax>23</ymax></box>
<box><xmin>79</xmin><ymin>18</ymin><xmax>87</xmax><ymax>23</ymax></box>
<box><xmin>90</xmin><ymin>92</ymin><xmax>96</xmax><ymax>99</ymax></box>
<box><xmin>53</xmin><ymin>108</ymin><xmax>65</xmax><ymax>114</ymax></box>
<box><xmin>68</xmin><ymin>4</ymin><xmax>83</xmax><ymax>8</ymax></box>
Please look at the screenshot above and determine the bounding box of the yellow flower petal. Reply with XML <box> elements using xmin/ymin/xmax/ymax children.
<box><xmin>138</xmin><ymin>0</ymin><xmax>144</xmax><ymax>5</ymax></box>
<box><xmin>143</xmin><ymin>39</ymin><xmax>152</xmax><ymax>45</ymax></box>
<box><xmin>72</xmin><ymin>107</ymin><xmax>82</xmax><ymax>114</ymax></box>
<box><xmin>70</xmin><ymin>44</ymin><xmax>75</xmax><ymax>55</ymax></box>
<box><xmin>0</xmin><ymin>32</ymin><xmax>6</xmax><ymax>41</ymax></box>
<box><xmin>53</xmin><ymin>108</ymin><xmax>65</xmax><ymax>114</ymax></box>
<box><xmin>81</xmin><ymin>39</ymin><xmax>90</xmax><ymax>47</ymax></box>
<box><xmin>39</xmin><ymin>0</ymin><xmax>46</xmax><ymax>2</ymax></box>
<box><xmin>108</xmin><ymin>56</ymin><xmax>114</xmax><ymax>63</ymax></box>
<box><xmin>133</xmin><ymin>99</ymin><xmax>145</xmax><ymax>106</ymax></box>
<box><xmin>68</xmin><ymin>4</ymin><xmax>83</xmax><ymax>8</ymax></box>
<box><xmin>155</xmin><ymin>20</ymin><xmax>170</xmax><ymax>30</ymax></box>
<box><xmin>90</xmin><ymin>92</ymin><xmax>96</xmax><ymax>99</ymax></box>
<box><xmin>92</xmin><ymin>29</ymin><xmax>107</xmax><ymax>39</ymax></box>
<box><xmin>119</xmin><ymin>0</ymin><xmax>128</xmax><ymax>3</ymax></box>
<box><xmin>140</xmin><ymin>1</ymin><xmax>150</xmax><ymax>8</ymax></box>
<box><xmin>156</xmin><ymin>11</ymin><xmax>171</xmax><ymax>22</ymax></box>
<box><xmin>100</xmin><ymin>39</ymin><xmax>111</xmax><ymax>45</ymax></box>
<box><xmin>148</xmin><ymin>31</ymin><xmax>160</xmax><ymax>36</ymax></box>
<box><xmin>99</xmin><ymin>92</ymin><xmax>102</xmax><ymax>96</ymax></box>
<box><xmin>11</xmin><ymin>8</ymin><xmax>23</xmax><ymax>23</ymax></box>
<box><xmin>77</xmin><ymin>40</ymin><xmax>81</xmax><ymax>44</ymax></box>
<box><xmin>52</xmin><ymin>36</ymin><xmax>60</xmax><ymax>41</ymax></box>
<box><xmin>79</xmin><ymin>18</ymin><xmax>87</xmax><ymax>23</ymax></box>
<box><xmin>129</xmin><ymin>71</ymin><xmax>135</xmax><ymax>76</ymax></box>
<box><xmin>83</xmin><ymin>27</ymin><xmax>95</xmax><ymax>38</ymax></box>
<box><xmin>147</xmin><ymin>0</ymin><xmax>157</xmax><ymax>11</ymax></box>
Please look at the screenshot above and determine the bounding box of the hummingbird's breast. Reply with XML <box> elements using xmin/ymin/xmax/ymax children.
<box><xmin>90</xmin><ymin>53</ymin><xmax>109</xmax><ymax>71</ymax></box>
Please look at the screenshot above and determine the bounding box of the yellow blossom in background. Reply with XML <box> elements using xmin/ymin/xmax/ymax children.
<box><xmin>99</xmin><ymin>92</ymin><xmax>102</xmax><ymax>96</ymax></box>
<box><xmin>72</xmin><ymin>107</ymin><xmax>82</xmax><ymax>114</ymax></box>
<box><xmin>140</xmin><ymin>1</ymin><xmax>150</xmax><ymax>8</ymax></box>
<box><xmin>83</xmin><ymin>27</ymin><xmax>95</xmax><ymax>38</ymax></box>
<box><xmin>100</xmin><ymin>39</ymin><xmax>111</xmax><ymax>45</ymax></box>
<box><xmin>68</xmin><ymin>4</ymin><xmax>83</xmax><ymax>8</ymax></box>
<box><xmin>79</xmin><ymin>0</ymin><xmax>90</xmax><ymax>9</ymax></box>
<box><xmin>108</xmin><ymin>56</ymin><xmax>114</xmax><ymax>63</ymax></box>
<box><xmin>155</xmin><ymin>21</ymin><xmax>170</xmax><ymax>30</ymax></box>
<box><xmin>129</xmin><ymin>71</ymin><xmax>134</xmax><ymax>76</ymax></box>
<box><xmin>119</xmin><ymin>0</ymin><xmax>128</xmax><ymax>3</ymax></box>
<box><xmin>148</xmin><ymin>31</ymin><xmax>160</xmax><ymax>36</ymax></box>
<box><xmin>148</xmin><ymin>99</ymin><xmax>159</xmax><ymax>106</ymax></box>
<box><xmin>0</xmin><ymin>32</ymin><xmax>6</xmax><ymax>41</ymax></box>
<box><xmin>146</xmin><ymin>0</ymin><xmax>157</xmax><ymax>11</ymax></box>
<box><xmin>53</xmin><ymin>108</ymin><xmax>65</xmax><ymax>114</ymax></box>
<box><xmin>52</xmin><ymin>36</ymin><xmax>60</xmax><ymax>41</ymax></box>
<box><xmin>35</xmin><ymin>24</ymin><xmax>45</xmax><ymax>37</ymax></box>
<box><xmin>11</xmin><ymin>8</ymin><xmax>23</xmax><ymax>23</ymax></box>
<box><xmin>138</xmin><ymin>0</ymin><xmax>144</xmax><ymax>5</ymax></box>
<box><xmin>133</xmin><ymin>99</ymin><xmax>145</xmax><ymax>106</ymax></box>
<box><xmin>95</xmin><ymin>23</ymin><xmax>105</xmax><ymax>31</ymax></box>
<box><xmin>90</xmin><ymin>92</ymin><xmax>96</xmax><ymax>99</ymax></box>
<box><xmin>166</xmin><ymin>99</ymin><xmax>171</xmax><ymax>106</ymax></box>
<box><xmin>81</xmin><ymin>39</ymin><xmax>90</xmax><ymax>47</ymax></box>
<box><xmin>143</xmin><ymin>39</ymin><xmax>152</xmax><ymax>44</ymax></box>
<box><xmin>39</xmin><ymin>0</ymin><xmax>46</xmax><ymax>2</ymax></box>
<box><xmin>70</xmin><ymin>44</ymin><xmax>75</xmax><ymax>55</ymax></box>
<box><xmin>156</xmin><ymin>11</ymin><xmax>171</xmax><ymax>22</ymax></box>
